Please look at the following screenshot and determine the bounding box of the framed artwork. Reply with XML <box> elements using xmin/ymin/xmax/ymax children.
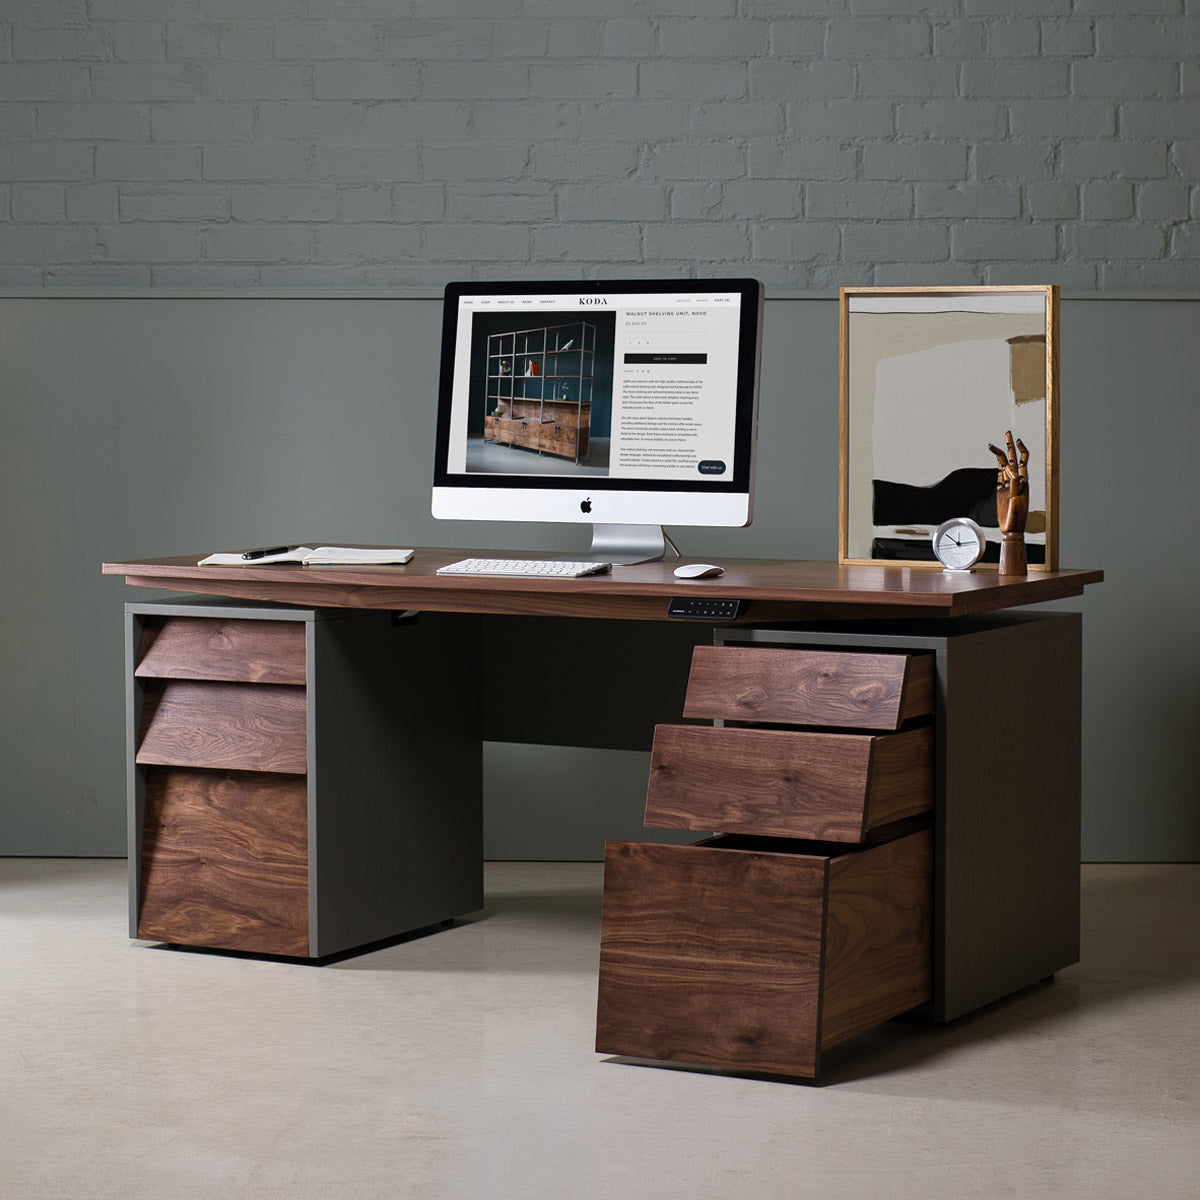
<box><xmin>839</xmin><ymin>285</ymin><xmax>1059</xmax><ymax>570</ymax></box>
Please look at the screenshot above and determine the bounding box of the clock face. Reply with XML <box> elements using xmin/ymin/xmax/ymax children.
<box><xmin>933</xmin><ymin>518</ymin><xmax>986</xmax><ymax>570</ymax></box>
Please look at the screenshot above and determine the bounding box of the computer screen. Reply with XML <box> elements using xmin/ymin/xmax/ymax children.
<box><xmin>431</xmin><ymin>278</ymin><xmax>764</xmax><ymax>562</ymax></box>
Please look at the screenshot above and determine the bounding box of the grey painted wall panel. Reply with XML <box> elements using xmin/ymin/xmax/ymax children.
<box><xmin>1052</xmin><ymin>300</ymin><xmax>1200</xmax><ymax>861</ymax></box>
<box><xmin>0</xmin><ymin>294</ymin><xmax>1196</xmax><ymax>861</ymax></box>
<box><xmin>1</xmin><ymin>310</ymin><xmax>78</xmax><ymax>853</ymax></box>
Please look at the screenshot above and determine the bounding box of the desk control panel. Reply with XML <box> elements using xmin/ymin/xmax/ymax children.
<box><xmin>667</xmin><ymin>596</ymin><xmax>747</xmax><ymax>620</ymax></box>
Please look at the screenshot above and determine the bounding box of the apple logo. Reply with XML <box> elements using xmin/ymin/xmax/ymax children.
<box><xmin>580</xmin><ymin>498</ymin><xmax>592</xmax><ymax>513</ymax></box>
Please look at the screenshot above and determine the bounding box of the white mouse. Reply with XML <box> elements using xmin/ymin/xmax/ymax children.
<box><xmin>673</xmin><ymin>562</ymin><xmax>724</xmax><ymax>579</ymax></box>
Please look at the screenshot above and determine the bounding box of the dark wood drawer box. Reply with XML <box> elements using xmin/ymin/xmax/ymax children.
<box><xmin>682</xmin><ymin>646</ymin><xmax>934</xmax><ymax>729</ymax></box>
<box><xmin>596</xmin><ymin>827</ymin><xmax>933</xmax><ymax>1079</ymax></box>
<box><xmin>646</xmin><ymin>724</ymin><xmax>933</xmax><ymax>842</ymax></box>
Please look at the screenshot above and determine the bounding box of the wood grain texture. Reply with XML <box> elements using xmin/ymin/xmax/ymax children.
<box><xmin>485</xmin><ymin>404</ymin><xmax>591</xmax><ymax>459</ymax></box>
<box><xmin>102</xmin><ymin>551</ymin><xmax>1104</xmax><ymax>623</ymax></box>
<box><xmin>126</xmin><ymin>605</ymin><xmax>485</xmax><ymax>960</ymax></box>
<box><xmin>137</xmin><ymin>766</ymin><xmax>309</xmax><ymax>956</ymax></box>
<box><xmin>596</xmin><ymin>839</ymin><xmax>828</xmax><ymax>1077</ymax></box>
<box><xmin>821</xmin><ymin>828</ymin><xmax>933</xmax><ymax>1049</ymax></box>
<box><xmin>137</xmin><ymin>679</ymin><xmax>307</xmax><ymax>774</ymax></box>
<box><xmin>596</xmin><ymin>830</ymin><xmax>933</xmax><ymax>1076</ymax></box>
<box><xmin>682</xmin><ymin>646</ymin><xmax>934</xmax><ymax>729</ymax></box>
<box><xmin>645</xmin><ymin>724</ymin><xmax>933</xmax><ymax>841</ymax></box>
<box><xmin>136</xmin><ymin>616</ymin><xmax>306</xmax><ymax>684</ymax></box>
<box><xmin>898</xmin><ymin>654</ymin><xmax>935</xmax><ymax>722</ymax></box>
<box><xmin>866</xmin><ymin>726</ymin><xmax>936</xmax><ymax>827</ymax></box>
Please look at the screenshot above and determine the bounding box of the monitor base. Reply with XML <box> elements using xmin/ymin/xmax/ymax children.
<box><xmin>587</xmin><ymin>523</ymin><xmax>666</xmax><ymax>565</ymax></box>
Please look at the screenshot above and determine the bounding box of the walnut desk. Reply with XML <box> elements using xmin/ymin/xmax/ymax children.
<box><xmin>103</xmin><ymin>549</ymin><xmax>1102</xmax><ymax>1077</ymax></box>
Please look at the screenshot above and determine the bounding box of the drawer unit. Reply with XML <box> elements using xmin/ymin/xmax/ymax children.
<box><xmin>710</xmin><ymin>617</ymin><xmax>1084</xmax><ymax>1027</ymax></box>
<box><xmin>126</xmin><ymin>601</ymin><xmax>483</xmax><ymax>959</ymax></box>
<box><xmin>596</xmin><ymin>828</ymin><xmax>933</xmax><ymax>1079</ymax></box>
<box><xmin>597</xmin><ymin>644</ymin><xmax>936</xmax><ymax>1078</ymax></box>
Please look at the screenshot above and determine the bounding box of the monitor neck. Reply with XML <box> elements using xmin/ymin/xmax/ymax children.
<box><xmin>586</xmin><ymin>523</ymin><xmax>666</xmax><ymax>565</ymax></box>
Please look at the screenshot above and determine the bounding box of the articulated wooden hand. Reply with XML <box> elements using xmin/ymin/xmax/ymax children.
<box><xmin>987</xmin><ymin>430</ymin><xmax>1029</xmax><ymax>576</ymax></box>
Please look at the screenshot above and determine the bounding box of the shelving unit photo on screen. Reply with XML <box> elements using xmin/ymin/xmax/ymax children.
<box><xmin>484</xmin><ymin>320</ymin><xmax>596</xmax><ymax>464</ymax></box>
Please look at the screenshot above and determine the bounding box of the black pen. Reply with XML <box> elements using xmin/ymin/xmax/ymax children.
<box><xmin>242</xmin><ymin>545</ymin><xmax>295</xmax><ymax>560</ymax></box>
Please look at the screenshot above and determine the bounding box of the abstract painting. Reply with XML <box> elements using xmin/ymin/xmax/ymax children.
<box><xmin>839</xmin><ymin>285</ymin><xmax>1059</xmax><ymax>570</ymax></box>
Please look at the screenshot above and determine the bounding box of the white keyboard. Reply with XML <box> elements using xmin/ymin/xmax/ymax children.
<box><xmin>436</xmin><ymin>558</ymin><xmax>612</xmax><ymax>579</ymax></box>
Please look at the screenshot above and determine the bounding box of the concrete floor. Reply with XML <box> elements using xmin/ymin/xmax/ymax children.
<box><xmin>2</xmin><ymin>859</ymin><xmax>1197</xmax><ymax>1200</ymax></box>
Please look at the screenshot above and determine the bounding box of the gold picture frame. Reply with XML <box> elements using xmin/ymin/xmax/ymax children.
<box><xmin>838</xmin><ymin>284</ymin><xmax>1059</xmax><ymax>571</ymax></box>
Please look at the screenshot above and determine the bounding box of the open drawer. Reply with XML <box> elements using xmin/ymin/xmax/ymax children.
<box><xmin>596</xmin><ymin>826</ymin><xmax>932</xmax><ymax>1078</ymax></box>
<box><xmin>646</xmin><ymin>723</ymin><xmax>933</xmax><ymax>842</ymax></box>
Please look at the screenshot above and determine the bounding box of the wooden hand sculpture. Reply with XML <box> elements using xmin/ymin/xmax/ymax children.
<box><xmin>987</xmin><ymin>430</ymin><xmax>1029</xmax><ymax>576</ymax></box>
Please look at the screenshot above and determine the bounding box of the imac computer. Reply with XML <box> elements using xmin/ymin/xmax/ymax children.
<box><xmin>431</xmin><ymin>278</ymin><xmax>764</xmax><ymax>563</ymax></box>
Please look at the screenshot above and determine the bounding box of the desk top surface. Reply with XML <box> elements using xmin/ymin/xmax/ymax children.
<box><xmin>103</xmin><ymin>548</ymin><xmax>1103</xmax><ymax>623</ymax></box>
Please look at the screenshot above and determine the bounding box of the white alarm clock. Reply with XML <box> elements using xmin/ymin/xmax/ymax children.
<box><xmin>932</xmin><ymin>518</ymin><xmax>987</xmax><ymax>572</ymax></box>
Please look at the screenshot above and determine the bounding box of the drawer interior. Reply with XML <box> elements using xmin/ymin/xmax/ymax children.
<box><xmin>596</xmin><ymin>827</ymin><xmax>933</xmax><ymax>1077</ymax></box>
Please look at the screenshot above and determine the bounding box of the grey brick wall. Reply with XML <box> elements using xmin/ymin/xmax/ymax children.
<box><xmin>0</xmin><ymin>1</ymin><xmax>1196</xmax><ymax>289</ymax></box>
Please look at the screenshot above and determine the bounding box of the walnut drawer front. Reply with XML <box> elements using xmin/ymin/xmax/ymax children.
<box><xmin>595</xmin><ymin>827</ymin><xmax>933</xmax><ymax>1079</ymax></box>
<box><xmin>682</xmin><ymin>646</ymin><xmax>934</xmax><ymax>730</ymax></box>
<box><xmin>137</xmin><ymin>766</ymin><xmax>309</xmax><ymax>957</ymax></box>
<box><xmin>135</xmin><ymin>616</ymin><xmax>307</xmax><ymax>684</ymax></box>
<box><xmin>646</xmin><ymin>724</ymin><xmax>933</xmax><ymax>842</ymax></box>
<box><xmin>136</xmin><ymin>679</ymin><xmax>308</xmax><ymax>774</ymax></box>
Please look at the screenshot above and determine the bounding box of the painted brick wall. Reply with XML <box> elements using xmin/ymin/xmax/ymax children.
<box><xmin>1</xmin><ymin>1</ymin><xmax>1196</xmax><ymax>290</ymax></box>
